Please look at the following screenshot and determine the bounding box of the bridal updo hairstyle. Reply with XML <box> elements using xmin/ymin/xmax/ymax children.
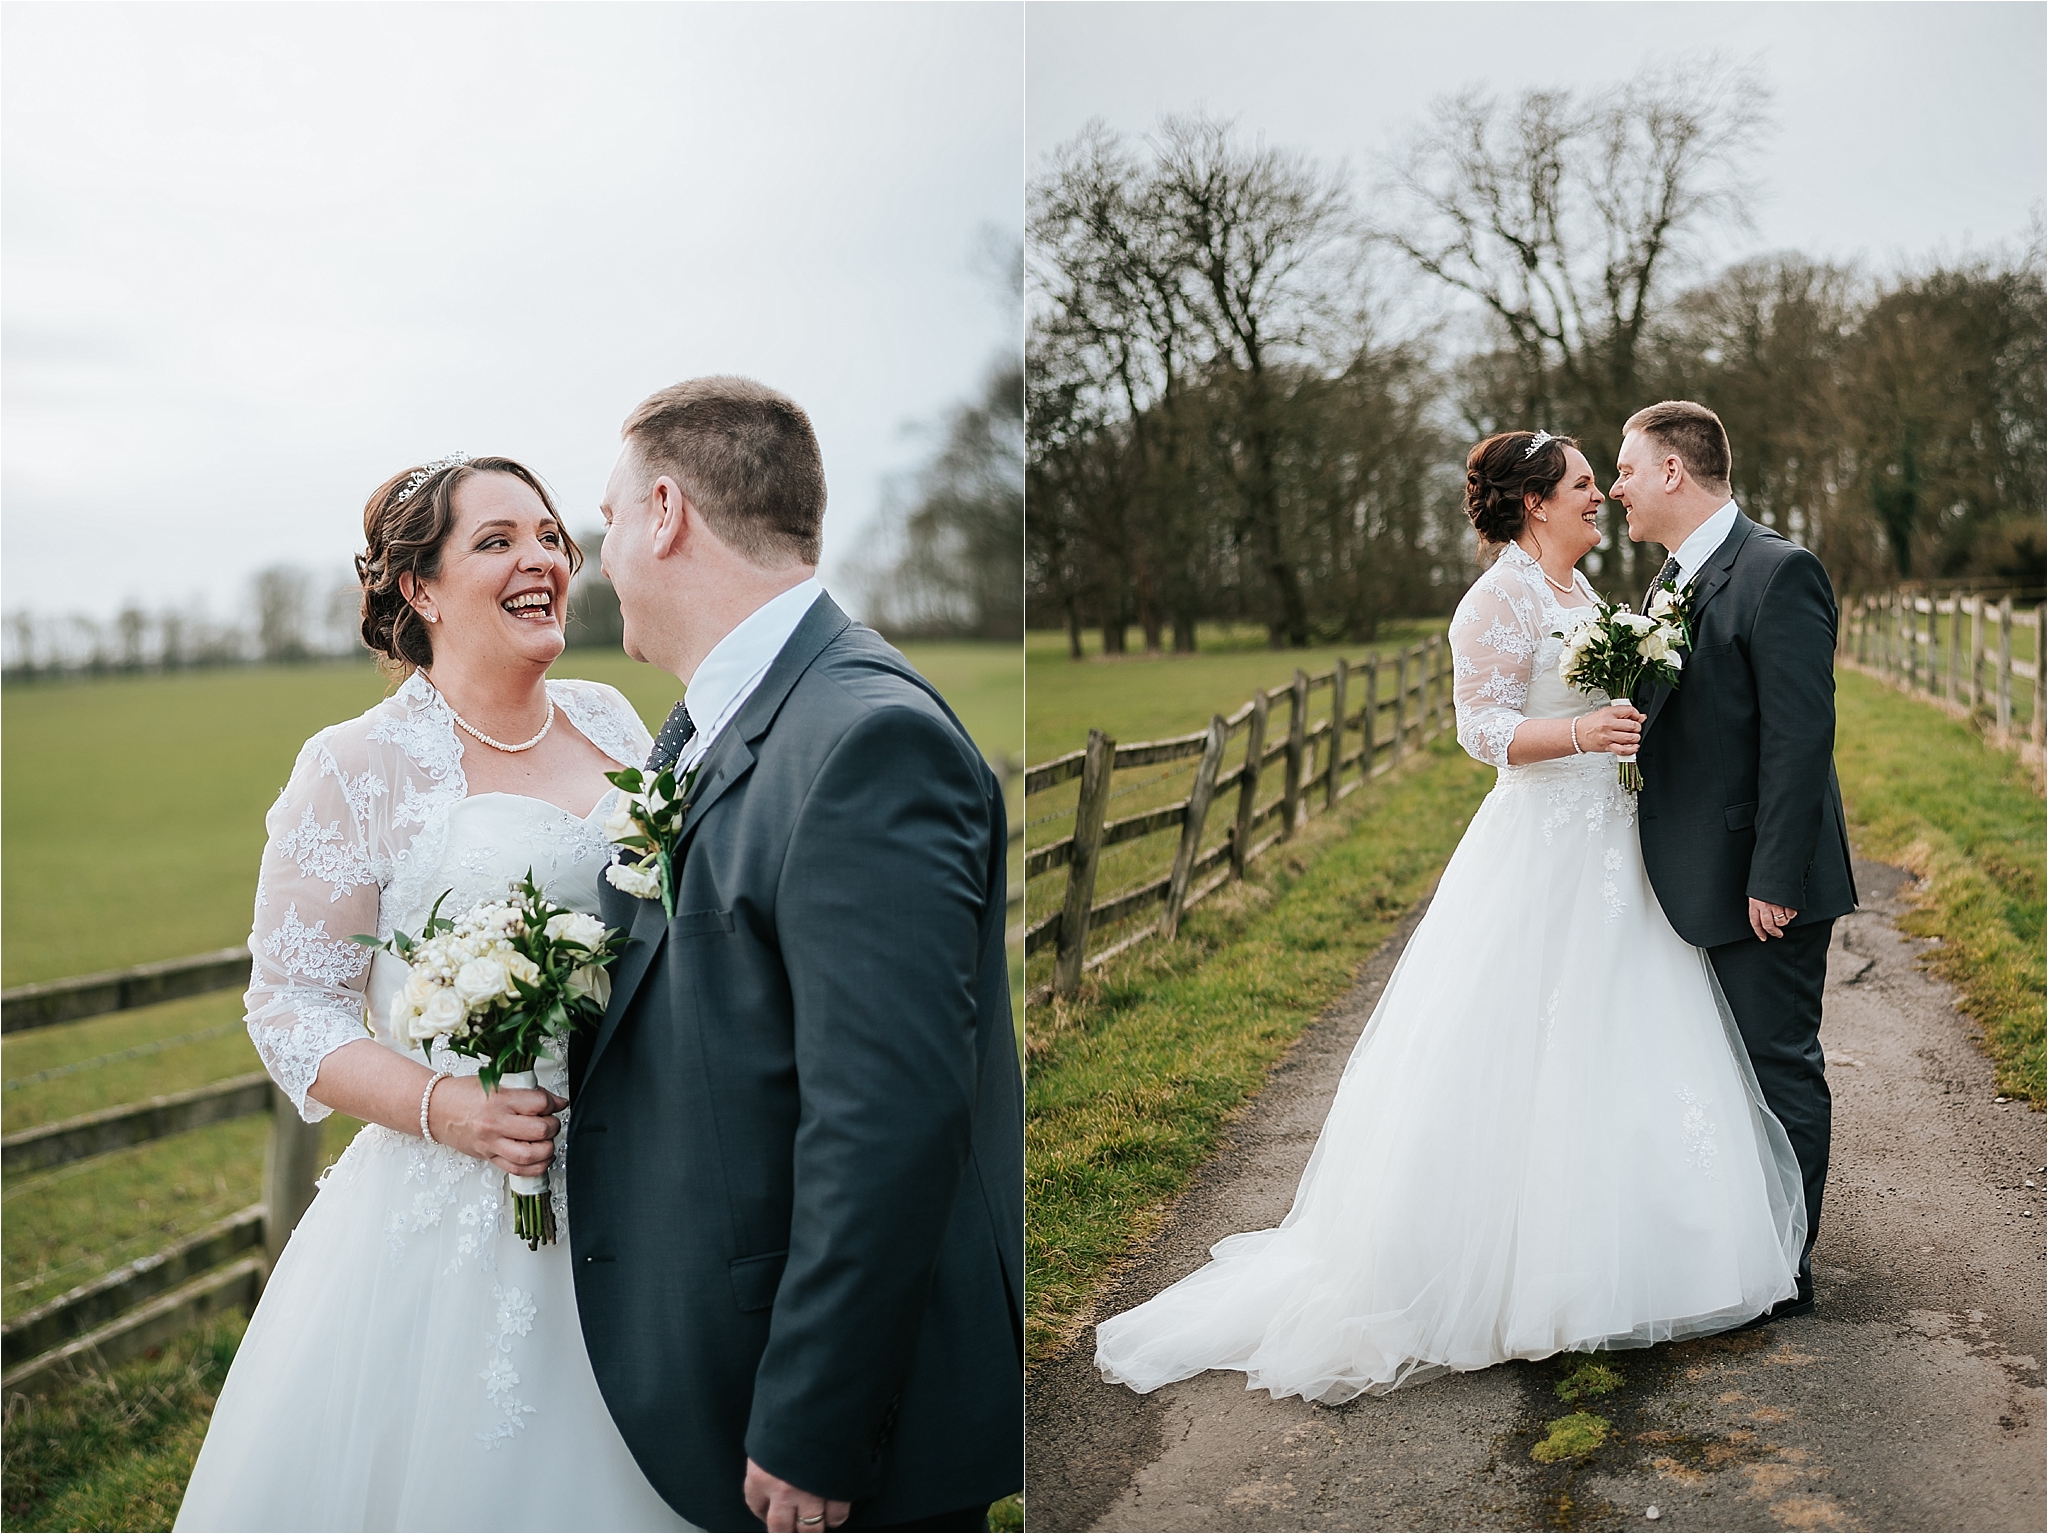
<box><xmin>355</xmin><ymin>455</ymin><xmax>582</xmax><ymax>677</ymax></box>
<box><xmin>1463</xmin><ymin>430</ymin><xmax>1578</xmax><ymax>547</ymax></box>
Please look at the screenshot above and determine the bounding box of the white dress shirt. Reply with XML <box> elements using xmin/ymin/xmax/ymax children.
<box><xmin>675</xmin><ymin>577</ymin><xmax>824</xmax><ymax>774</ymax></box>
<box><xmin>1670</xmin><ymin>499</ymin><xmax>1740</xmax><ymax>591</ymax></box>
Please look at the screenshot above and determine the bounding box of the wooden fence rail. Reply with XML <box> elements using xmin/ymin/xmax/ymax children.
<box><xmin>1839</xmin><ymin>590</ymin><xmax>2043</xmax><ymax>748</ymax></box>
<box><xmin>1023</xmin><ymin>632</ymin><xmax>1453</xmax><ymax>1006</ymax></box>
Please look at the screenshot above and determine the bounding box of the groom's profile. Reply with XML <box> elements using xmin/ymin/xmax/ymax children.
<box><xmin>568</xmin><ymin>376</ymin><xmax>1023</xmax><ymax>1533</ymax></box>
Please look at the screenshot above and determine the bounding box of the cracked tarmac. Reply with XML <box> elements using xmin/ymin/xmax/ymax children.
<box><xmin>1024</xmin><ymin>860</ymin><xmax>2045</xmax><ymax>1532</ymax></box>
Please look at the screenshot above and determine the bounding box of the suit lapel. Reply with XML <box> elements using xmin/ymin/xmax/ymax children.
<box><xmin>583</xmin><ymin>593</ymin><xmax>853</xmax><ymax>1082</ymax></box>
<box><xmin>1642</xmin><ymin>514</ymin><xmax>1757</xmax><ymax>734</ymax></box>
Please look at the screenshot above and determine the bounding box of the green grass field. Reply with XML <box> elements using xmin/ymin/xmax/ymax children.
<box><xmin>0</xmin><ymin>641</ymin><xmax>1020</xmax><ymax>1531</ymax></box>
<box><xmin>1025</xmin><ymin>620</ymin><xmax>1447</xmax><ymax>762</ymax></box>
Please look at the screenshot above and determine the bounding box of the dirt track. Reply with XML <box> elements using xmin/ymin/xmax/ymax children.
<box><xmin>1024</xmin><ymin>860</ymin><xmax>2045</xmax><ymax>1533</ymax></box>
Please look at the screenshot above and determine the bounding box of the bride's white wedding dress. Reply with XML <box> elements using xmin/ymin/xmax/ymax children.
<box><xmin>176</xmin><ymin>673</ymin><xmax>693</xmax><ymax>1533</ymax></box>
<box><xmin>1094</xmin><ymin>543</ymin><xmax>1805</xmax><ymax>1405</ymax></box>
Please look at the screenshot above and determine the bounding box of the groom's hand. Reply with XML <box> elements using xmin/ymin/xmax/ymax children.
<box><xmin>1748</xmin><ymin>897</ymin><xmax>1797</xmax><ymax>941</ymax></box>
<box><xmin>744</xmin><ymin>1458</ymin><xmax>850</xmax><ymax>1532</ymax></box>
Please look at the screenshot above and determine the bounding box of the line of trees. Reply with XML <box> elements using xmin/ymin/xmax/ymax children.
<box><xmin>2</xmin><ymin>567</ymin><xmax>367</xmax><ymax>677</ymax></box>
<box><xmin>1028</xmin><ymin>69</ymin><xmax>2046</xmax><ymax>654</ymax></box>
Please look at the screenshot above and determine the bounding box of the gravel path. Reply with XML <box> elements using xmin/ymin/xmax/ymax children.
<box><xmin>1024</xmin><ymin>859</ymin><xmax>2045</xmax><ymax>1533</ymax></box>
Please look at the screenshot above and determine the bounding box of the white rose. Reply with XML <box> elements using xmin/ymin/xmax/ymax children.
<box><xmin>546</xmin><ymin>911</ymin><xmax>608</xmax><ymax>951</ymax></box>
<box><xmin>606</xmin><ymin>862</ymin><xmax>663</xmax><ymax>901</ymax></box>
<box><xmin>1647</xmin><ymin>587</ymin><xmax>1682</xmax><ymax>620</ymax></box>
<box><xmin>454</xmin><ymin>956</ymin><xmax>510</xmax><ymax>1007</ymax></box>
<box><xmin>601</xmin><ymin>797</ymin><xmax>643</xmax><ymax>845</ymax></box>
<box><xmin>503</xmin><ymin>951</ymin><xmax>541</xmax><ymax>988</ymax></box>
<box><xmin>567</xmin><ymin>964</ymin><xmax>612</xmax><ymax>1007</ymax></box>
<box><xmin>416</xmin><ymin>985</ymin><xmax>467</xmax><ymax>1040</ymax></box>
<box><xmin>1637</xmin><ymin>629</ymin><xmax>1674</xmax><ymax>664</ymax></box>
<box><xmin>400</xmin><ymin>969</ymin><xmax>437</xmax><ymax>1010</ymax></box>
<box><xmin>1615</xmin><ymin>611</ymin><xmax>1655</xmax><ymax>634</ymax></box>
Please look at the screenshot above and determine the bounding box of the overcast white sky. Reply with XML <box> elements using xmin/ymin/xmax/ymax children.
<box><xmin>4</xmin><ymin>3</ymin><xmax>1023</xmax><ymax>625</ymax></box>
<box><xmin>1029</xmin><ymin>1</ymin><xmax>2045</xmax><ymax>282</ymax></box>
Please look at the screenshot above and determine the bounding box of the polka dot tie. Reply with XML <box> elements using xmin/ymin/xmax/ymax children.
<box><xmin>647</xmin><ymin>701</ymin><xmax>695</xmax><ymax>774</ymax></box>
<box><xmin>1645</xmin><ymin>555</ymin><xmax>1681</xmax><ymax>610</ymax></box>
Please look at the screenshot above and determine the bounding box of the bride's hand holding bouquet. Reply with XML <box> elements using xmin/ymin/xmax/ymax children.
<box><xmin>354</xmin><ymin>871</ymin><xmax>626</xmax><ymax>1248</ymax></box>
<box><xmin>1553</xmin><ymin>584</ymin><xmax>1690</xmax><ymax>790</ymax></box>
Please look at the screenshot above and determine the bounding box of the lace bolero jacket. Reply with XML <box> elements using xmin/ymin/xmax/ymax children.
<box><xmin>1449</xmin><ymin>542</ymin><xmax>1595</xmax><ymax>771</ymax></box>
<box><xmin>244</xmin><ymin>673</ymin><xmax>654</xmax><ymax>1122</ymax></box>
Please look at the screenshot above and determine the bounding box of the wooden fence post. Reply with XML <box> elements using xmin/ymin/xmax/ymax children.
<box><xmin>1159</xmin><ymin>715</ymin><xmax>1228</xmax><ymax>943</ymax></box>
<box><xmin>261</xmin><ymin>1091</ymin><xmax>325</xmax><ymax>1283</ymax></box>
<box><xmin>1431</xmin><ymin>635</ymin><xmax>1448</xmax><ymax>736</ymax></box>
<box><xmin>1969</xmin><ymin>595</ymin><xmax>1985</xmax><ymax>711</ymax></box>
<box><xmin>1391</xmin><ymin>649</ymin><xmax>1408</xmax><ymax>768</ymax></box>
<box><xmin>1997</xmin><ymin>595</ymin><xmax>2014</xmax><ymax>732</ymax></box>
<box><xmin>1947</xmin><ymin>591</ymin><xmax>1963</xmax><ymax>703</ymax></box>
<box><xmin>1282</xmin><ymin>670</ymin><xmax>1308</xmax><ymax>837</ymax></box>
<box><xmin>1231</xmin><ymin>691</ymin><xmax>1268</xmax><ymax>878</ymax></box>
<box><xmin>1362</xmin><ymin>656</ymin><xmax>1379</xmax><ymax>779</ymax></box>
<box><xmin>1326</xmin><ymin>658</ymin><xmax>1348</xmax><ymax>809</ymax></box>
<box><xmin>1053</xmin><ymin>729</ymin><xmax>1116</xmax><ymax>998</ymax></box>
<box><xmin>2023</xmin><ymin>606</ymin><xmax>2039</xmax><ymax>745</ymax></box>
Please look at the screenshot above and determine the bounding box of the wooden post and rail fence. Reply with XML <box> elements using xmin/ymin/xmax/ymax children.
<box><xmin>1837</xmin><ymin>589</ymin><xmax>2043</xmax><ymax>749</ymax></box>
<box><xmin>1</xmin><ymin>949</ymin><xmax>321</xmax><ymax>1399</ymax></box>
<box><xmin>0</xmin><ymin>751</ymin><xmax>1025</xmax><ymax>1401</ymax></box>
<box><xmin>1022</xmin><ymin>630</ymin><xmax>1455</xmax><ymax>1009</ymax></box>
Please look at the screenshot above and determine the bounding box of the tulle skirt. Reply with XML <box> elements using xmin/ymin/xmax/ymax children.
<box><xmin>1093</xmin><ymin>754</ymin><xmax>1806</xmax><ymax>1405</ymax></box>
<box><xmin>175</xmin><ymin>1088</ymin><xmax>695</xmax><ymax>1533</ymax></box>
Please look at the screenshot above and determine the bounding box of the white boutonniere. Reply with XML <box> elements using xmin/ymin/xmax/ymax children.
<box><xmin>601</xmin><ymin>763</ymin><xmax>697</xmax><ymax>919</ymax></box>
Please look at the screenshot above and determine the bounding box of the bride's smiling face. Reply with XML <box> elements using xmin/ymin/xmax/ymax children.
<box><xmin>1525</xmin><ymin>446</ymin><xmax>1607</xmax><ymax>564</ymax></box>
<box><xmin>403</xmin><ymin>472</ymin><xmax>572</xmax><ymax>672</ymax></box>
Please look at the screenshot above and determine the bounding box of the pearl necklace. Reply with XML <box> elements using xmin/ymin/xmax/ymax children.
<box><xmin>1517</xmin><ymin>541</ymin><xmax>1580</xmax><ymax>596</ymax></box>
<box><xmin>443</xmin><ymin>691</ymin><xmax>555</xmax><ymax>753</ymax></box>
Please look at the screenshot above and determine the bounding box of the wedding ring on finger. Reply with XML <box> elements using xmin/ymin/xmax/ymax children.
<box><xmin>800</xmin><ymin>1517</ymin><xmax>824</xmax><ymax>1527</ymax></box>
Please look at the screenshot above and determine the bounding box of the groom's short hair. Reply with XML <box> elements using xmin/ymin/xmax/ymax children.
<box><xmin>1623</xmin><ymin>400</ymin><xmax>1731</xmax><ymax>494</ymax></box>
<box><xmin>622</xmin><ymin>377</ymin><xmax>825</xmax><ymax>566</ymax></box>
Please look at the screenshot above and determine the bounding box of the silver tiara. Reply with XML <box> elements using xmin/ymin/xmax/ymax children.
<box><xmin>1522</xmin><ymin>430</ymin><xmax>1557</xmax><ymax>459</ymax></box>
<box><xmin>394</xmin><ymin>453</ymin><xmax>470</xmax><ymax>504</ymax></box>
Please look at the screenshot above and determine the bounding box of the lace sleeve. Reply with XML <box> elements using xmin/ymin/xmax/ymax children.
<box><xmin>245</xmin><ymin>733</ymin><xmax>383</xmax><ymax>1122</ymax></box>
<box><xmin>1450</xmin><ymin>570</ymin><xmax>1538</xmax><ymax>770</ymax></box>
<box><xmin>552</xmin><ymin>679</ymin><xmax>654</xmax><ymax>769</ymax></box>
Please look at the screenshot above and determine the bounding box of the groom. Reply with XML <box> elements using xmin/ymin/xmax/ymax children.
<box><xmin>568</xmin><ymin>376</ymin><xmax>1024</xmax><ymax>1532</ymax></box>
<box><xmin>1617</xmin><ymin>399</ymin><xmax>1857</xmax><ymax>1319</ymax></box>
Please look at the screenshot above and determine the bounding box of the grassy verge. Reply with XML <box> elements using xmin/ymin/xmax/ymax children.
<box><xmin>1</xmin><ymin>1313</ymin><xmax>246</xmax><ymax>1532</ymax></box>
<box><xmin>1025</xmin><ymin>732</ymin><xmax>1493</xmax><ymax>1362</ymax></box>
<box><xmin>1832</xmin><ymin>668</ymin><xmax>2045</xmax><ymax>1104</ymax></box>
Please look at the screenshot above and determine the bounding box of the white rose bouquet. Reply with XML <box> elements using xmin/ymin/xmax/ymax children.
<box><xmin>1553</xmin><ymin>584</ymin><xmax>1691</xmax><ymax>791</ymax></box>
<box><xmin>353</xmin><ymin>871</ymin><xmax>624</xmax><ymax>1248</ymax></box>
<box><xmin>600</xmin><ymin>764</ymin><xmax>693</xmax><ymax>918</ymax></box>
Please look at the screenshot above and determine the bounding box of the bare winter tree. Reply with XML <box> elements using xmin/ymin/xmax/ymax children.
<box><xmin>1375</xmin><ymin>62</ymin><xmax>1769</xmax><ymax>590</ymax></box>
<box><xmin>1152</xmin><ymin>113</ymin><xmax>1356</xmax><ymax>645</ymax></box>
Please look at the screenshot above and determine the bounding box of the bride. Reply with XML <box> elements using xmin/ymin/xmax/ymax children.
<box><xmin>1094</xmin><ymin>430</ymin><xmax>1806</xmax><ymax>1406</ymax></box>
<box><xmin>176</xmin><ymin>455</ymin><xmax>692</xmax><ymax>1531</ymax></box>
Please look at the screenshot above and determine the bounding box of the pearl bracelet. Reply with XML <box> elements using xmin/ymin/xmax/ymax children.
<box><xmin>419</xmin><ymin>1069</ymin><xmax>452</xmax><ymax>1143</ymax></box>
<box><xmin>1571</xmin><ymin>716</ymin><xmax>1584</xmax><ymax>755</ymax></box>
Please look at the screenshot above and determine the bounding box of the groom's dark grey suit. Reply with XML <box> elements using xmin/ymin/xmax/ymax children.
<box><xmin>1635</xmin><ymin>511</ymin><xmax>1857</xmax><ymax>1288</ymax></box>
<box><xmin>567</xmin><ymin>594</ymin><xmax>1023</xmax><ymax>1532</ymax></box>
